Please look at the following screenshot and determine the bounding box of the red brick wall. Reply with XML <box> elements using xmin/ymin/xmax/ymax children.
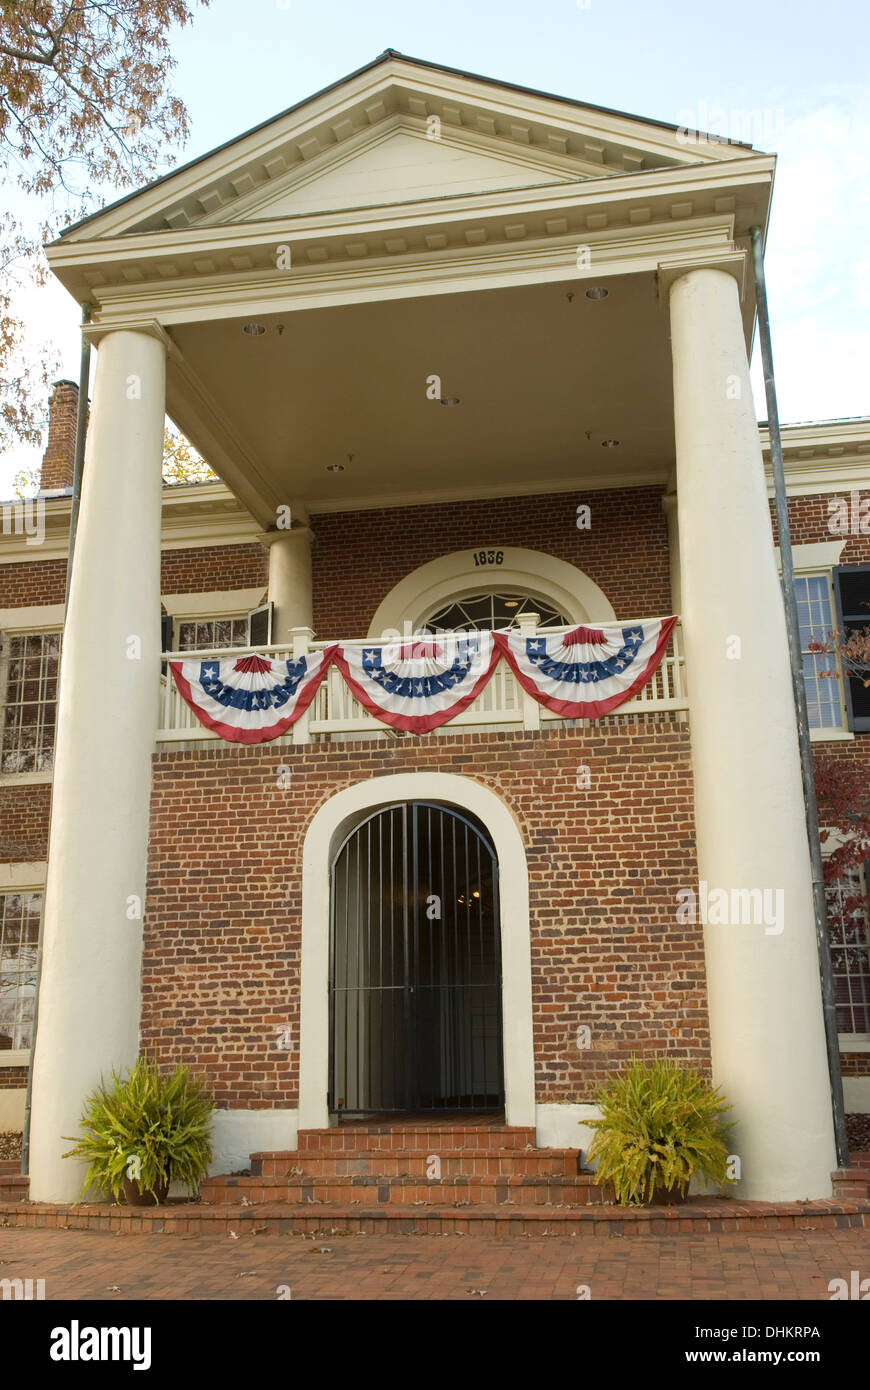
<box><xmin>311</xmin><ymin>487</ymin><xmax>672</xmax><ymax>639</ymax></box>
<box><xmin>0</xmin><ymin>785</ymin><xmax>51</xmax><ymax>861</ymax></box>
<box><xmin>143</xmin><ymin>720</ymin><xmax>706</xmax><ymax>1110</ymax></box>
<box><xmin>0</xmin><ymin>560</ymin><xmax>67</xmax><ymax>609</ymax></box>
<box><xmin>770</xmin><ymin>489</ymin><xmax>870</xmax><ymax>563</ymax></box>
<box><xmin>0</xmin><ymin>1067</ymin><xmax>27</xmax><ymax>1092</ymax></box>
<box><xmin>160</xmin><ymin>544</ymin><xmax>267</xmax><ymax>595</ymax></box>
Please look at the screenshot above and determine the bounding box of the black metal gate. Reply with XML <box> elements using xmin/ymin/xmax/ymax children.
<box><xmin>328</xmin><ymin>801</ymin><xmax>504</xmax><ymax>1115</ymax></box>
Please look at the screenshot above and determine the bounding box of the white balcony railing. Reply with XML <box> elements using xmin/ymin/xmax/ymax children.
<box><xmin>156</xmin><ymin>620</ymin><xmax>687</xmax><ymax>745</ymax></box>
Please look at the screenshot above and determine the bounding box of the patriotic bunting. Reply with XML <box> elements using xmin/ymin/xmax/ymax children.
<box><xmin>169</xmin><ymin>649</ymin><xmax>335</xmax><ymax>744</ymax></box>
<box><xmin>493</xmin><ymin>617</ymin><xmax>679</xmax><ymax>719</ymax></box>
<box><xmin>169</xmin><ymin>617</ymin><xmax>678</xmax><ymax>741</ymax></box>
<box><xmin>330</xmin><ymin>633</ymin><xmax>499</xmax><ymax>734</ymax></box>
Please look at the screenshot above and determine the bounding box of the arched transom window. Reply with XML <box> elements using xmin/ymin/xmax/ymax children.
<box><xmin>421</xmin><ymin>592</ymin><xmax>570</xmax><ymax>632</ymax></box>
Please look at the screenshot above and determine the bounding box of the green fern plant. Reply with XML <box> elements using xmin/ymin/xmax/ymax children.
<box><xmin>585</xmin><ymin>1057</ymin><xmax>734</xmax><ymax>1206</ymax></box>
<box><xmin>63</xmin><ymin>1058</ymin><xmax>214</xmax><ymax>1203</ymax></box>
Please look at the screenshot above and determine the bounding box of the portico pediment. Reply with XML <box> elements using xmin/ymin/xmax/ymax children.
<box><xmin>56</xmin><ymin>50</ymin><xmax>756</xmax><ymax>244</ymax></box>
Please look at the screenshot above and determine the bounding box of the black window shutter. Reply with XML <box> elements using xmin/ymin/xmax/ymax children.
<box><xmin>833</xmin><ymin>564</ymin><xmax>870</xmax><ymax>733</ymax></box>
<box><xmin>160</xmin><ymin>614</ymin><xmax>174</xmax><ymax>676</ymax></box>
<box><xmin>248</xmin><ymin>602</ymin><xmax>273</xmax><ymax>647</ymax></box>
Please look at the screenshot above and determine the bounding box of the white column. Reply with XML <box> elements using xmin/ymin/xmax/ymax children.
<box><xmin>29</xmin><ymin>328</ymin><xmax>166</xmax><ymax>1202</ymax></box>
<box><xmin>262</xmin><ymin>522</ymin><xmax>313</xmax><ymax>642</ymax></box>
<box><xmin>666</xmin><ymin>264</ymin><xmax>836</xmax><ymax>1200</ymax></box>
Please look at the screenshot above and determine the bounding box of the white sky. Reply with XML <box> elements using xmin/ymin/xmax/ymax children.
<box><xmin>3</xmin><ymin>0</ymin><xmax>869</xmax><ymax>496</ymax></box>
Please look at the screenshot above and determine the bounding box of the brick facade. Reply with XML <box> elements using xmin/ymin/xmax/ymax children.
<box><xmin>160</xmin><ymin>544</ymin><xmax>267</xmax><ymax>595</ymax></box>
<box><xmin>0</xmin><ymin>785</ymin><xmax>52</xmax><ymax>861</ymax></box>
<box><xmin>310</xmin><ymin>486</ymin><xmax>671</xmax><ymax>638</ymax></box>
<box><xmin>2</xmin><ymin>472</ymin><xmax>868</xmax><ymax>1121</ymax></box>
<box><xmin>769</xmin><ymin>489</ymin><xmax>870</xmax><ymax>564</ymax></box>
<box><xmin>143</xmin><ymin>719</ymin><xmax>705</xmax><ymax>1110</ymax></box>
<box><xmin>0</xmin><ymin>558</ymin><xmax>67</xmax><ymax>609</ymax></box>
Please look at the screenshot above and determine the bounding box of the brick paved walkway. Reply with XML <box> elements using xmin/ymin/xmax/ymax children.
<box><xmin>2</xmin><ymin>1226</ymin><xmax>868</xmax><ymax>1299</ymax></box>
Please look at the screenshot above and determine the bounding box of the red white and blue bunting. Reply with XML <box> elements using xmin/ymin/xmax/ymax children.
<box><xmin>169</xmin><ymin>617</ymin><xmax>678</xmax><ymax>742</ymax></box>
<box><xmin>494</xmin><ymin>617</ymin><xmax>678</xmax><ymax>719</ymax></box>
<box><xmin>330</xmin><ymin>633</ymin><xmax>499</xmax><ymax>734</ymax></box>
<box><xmin>169</xmin><ymin>650</ymin><xmax>334</xmax><ymax>745</ymax></box>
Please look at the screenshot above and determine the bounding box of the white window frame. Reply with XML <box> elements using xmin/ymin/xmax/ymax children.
<box><xmin>0</xmin><ymin>862</ymin><xmax>46</xmax><ymax>1068</ymax></box>
<box><xmin>0</xmin><ymin>605</ymin><xmax>65</xmax><ymax>785</ymax></box>
<box><xmin>160</xmin><ymin>588</ymin><xmax>266</xmax><ymax>650</ymax></box>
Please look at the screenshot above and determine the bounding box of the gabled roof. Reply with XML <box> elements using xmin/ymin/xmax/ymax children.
<box><xmin>56</xmin><ymin>49</ymin><xmax>758</xmax><ymax>244</ymax></box>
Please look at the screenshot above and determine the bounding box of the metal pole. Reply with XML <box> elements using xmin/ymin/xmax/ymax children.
<box><xmin>749</xmin><ymin>225</ymin><xmax>849</xmax><ymax>1169</ymax></box>
<box><xmin>21</xmin><ymin>306</ymin><xmax>91</xmax><ymax>1176</ymax></box>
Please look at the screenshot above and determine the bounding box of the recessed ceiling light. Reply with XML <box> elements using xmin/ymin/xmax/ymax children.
<box><xmin>585</xmin><ymin>287</ymin><xmax>609</xmax><ymax>300</ymax></box>
<box><xmin>326</xmin><ymin>463</ymin><xmax>344</xmax><ymax>472</ymax></box>
<box><xmin>601</xmin><ymin>439</ymin><xmax>620</xmax><ymax>448</ymax></box>
<box><xmin>243</xmin><ymin>322</ymin><xmax>266</xmax><ymax>336</ymax></box>
<box><xmin>440</xmin><ymin>396</ymin><xmax>461</xmax><ymax>407</ymax></box>
<box><xmin>504</xmin><ymin>601</ymin><xmax>519</xmax><ymax>608</ymax></box>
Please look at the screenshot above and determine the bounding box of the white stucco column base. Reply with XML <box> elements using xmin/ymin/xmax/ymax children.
<box><xmin>263</xmin><ymin>524</ymin><xmax>313</xmax><ymax>642</ymax></box>
<box><xmin>28</xmin><ymin>329</ymin><xmax>166</xmax><ymax>1202</ymax></box>
<box><xmin>667</xmin><ymin>265</ymin><xmax>836</xmax><ymax>1200</ymax></box>
<box><xmin>207</xmin><ymin>1109</ymin><xmax>299</xmax><ymax>1176</ymax></box>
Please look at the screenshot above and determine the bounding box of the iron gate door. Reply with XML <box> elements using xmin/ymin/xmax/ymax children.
<box><xmin>328</xmin><ymin>801</ymin><xmax>504</xmax><ymax>1115</ymax></box>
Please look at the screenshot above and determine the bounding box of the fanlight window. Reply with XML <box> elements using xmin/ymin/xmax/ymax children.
<box><xmin>422</xmin><ymin>593</ymin><xmax>569</xmax><ymax>633</ymax></box>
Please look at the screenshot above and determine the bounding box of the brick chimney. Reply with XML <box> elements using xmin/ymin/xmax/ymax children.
<box><xmin>39</xmin><ymin>379</ymin><xmax>80</xmax><ymax>492</ymax></box>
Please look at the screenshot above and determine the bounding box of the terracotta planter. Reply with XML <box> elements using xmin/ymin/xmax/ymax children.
<box><xmin>122</xmin><ymin>1176</ymin><xmax>169</xmax><ymax>1206</ymax></box>
<box><xmin>651</xmin><ymin>1183</ymin><xmax>688</xmax><ymax>1206</ymax></box>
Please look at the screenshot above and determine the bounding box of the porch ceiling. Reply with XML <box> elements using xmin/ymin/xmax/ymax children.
<box><xmin>166</xmin><ymin>268</ymin><xmax>676</xmax><ymax>523</ymax></box>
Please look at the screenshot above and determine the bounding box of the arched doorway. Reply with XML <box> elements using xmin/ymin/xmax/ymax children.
<box><xmin>328</xmin><ymin>801</ymin><xmax>504</xmax><ymax>1116</ymax></box>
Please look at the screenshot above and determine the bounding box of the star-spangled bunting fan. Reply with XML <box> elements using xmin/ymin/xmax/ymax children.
<box><xmin>493</xmin><ymin>617</ymin><xmax>679</xmax><ymax>719</ymax></box>
<box><xmin>331</xmin><ymin>633</ymin><xmax>499</xmax><ymax>734</ymax></box>
<box><xmin>169</xmin><ymin>650</ymin><xmax>335</xmax><ymax>744</ymax></box>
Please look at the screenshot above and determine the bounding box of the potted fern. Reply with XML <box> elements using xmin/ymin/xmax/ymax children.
<box><xmin>63</xmin><ymin>1058</ymin><xmax>214</xmax><ymax>1206</ymax></box>
<box><xmin>585</xmin><ymin>1057</ymin><xmax>734</xmax><ymax>1206</ymax></box>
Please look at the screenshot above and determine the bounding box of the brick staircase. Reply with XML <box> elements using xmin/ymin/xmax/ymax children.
<box><xmin>0</xmin><ymin>1159</ymin><xmax>27</xmax><ymax>1203</ymax></box>
<box><xmin>201</xmin><ymin>1121</ymin><xmax>602</xmax><ymax>1212</ymax></box>
<box><xmin>832</xmin><ymin>1151</ymin><xmax>870</xmax><ymax>1200</ymax></box>
<box><xmin>3</xmin><ymin>1128</ymin><xmax>869</xmax><ymax>1236</ymax></box>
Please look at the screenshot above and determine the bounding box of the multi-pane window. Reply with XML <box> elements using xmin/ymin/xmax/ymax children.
<box><xmin>0</xmin><ymin>632</ymin><xmax>61</xmax><ymax>773</ymax></box>
<box><xmin>0</xmin><ymin>891</ymin><xmax>41</xmax><ymax>1052</ymax></box>
<box><xmin>793</xmin><ymin>575</ymin><xmax>844</xmax><ymax>729</ymax></box>
<box><xmin>176</xmin><ymin>618</ymin><xmax>249</xmax><ymax>651</ymax></box>
<box><xmin>422</xmin><ymin>593</ymin><xmax>570</xmax><ymax>633</ymax></box>
<box><xmin>827</xmin><ymin>867</ymin><xmax>870</xmax><ymax>1035</ymax></box>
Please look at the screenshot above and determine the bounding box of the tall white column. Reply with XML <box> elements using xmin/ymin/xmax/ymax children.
<box><xmin>29</xmin><ymin>328</ymin><xmax>166</xmax><ymax>1201</ymax></box>
<box><xmin>666</xmin><ymin>264</ymin><xmax>836</xmax><ymax>1200</ymax></box>
<box><xmin>263</xmin><ymin>521</ymin><xmax>314</xmax><ymax>642</ymax></box>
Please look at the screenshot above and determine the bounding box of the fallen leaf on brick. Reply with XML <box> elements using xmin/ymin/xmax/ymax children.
<box><xmin>466</xmin><ymin>1288</ymin><xmax>488</xmax><ymax>1296</ymax></box>
<box><xmin>229</xmin><ymin>1230</ymin><xmax>239</xmax><ymax>1239</ymax></box>
<box><xmin>106</xmin><ymin>1286</ymin><xmax>121</xmax><ymax>1293</ymax></box>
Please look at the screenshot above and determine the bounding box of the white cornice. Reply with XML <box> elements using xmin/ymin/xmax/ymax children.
<box><xmin>761</xmin><ymin>419</ymin><xmax>870</xmax><ymax>496</ymax></box>
<box><xmin>55</xmin><ymin>56</ymin><xmax>749</xmax><ymax>245</ymax></box>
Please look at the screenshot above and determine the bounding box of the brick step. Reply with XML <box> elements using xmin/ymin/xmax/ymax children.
<box><xmin>251</xmin><ymin>1147</ymin><xmax>582</xmax><ymax>1179</ymax></box>
<box><xmin>0</xmin><ymin>1159</ymin><xmax>20</xmax><ymax>1175</ymax></box>
<box><xmin>832</xmin><ymin>1166</ymin><xmax>870</xmax><ymax>1200</ymax></box>
<box><xmin>4</xmin><ymin>1197</ymin><xmax>869</xmax><ymax>1238</ymax></box>
<box><xmin>0</xmin><ymin>1173</ymin><xmax>28</xmax><ymax>1201</ymax></box>
<box><xmin>292</xmin><ymin>1125</ymin><xmax>537</xmax><ymax>1154</ymax></box>
<box><xmin>201</xmin><ymin>1171</ymin><xmax>613</xmax><ymax>1207</ymax></box>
